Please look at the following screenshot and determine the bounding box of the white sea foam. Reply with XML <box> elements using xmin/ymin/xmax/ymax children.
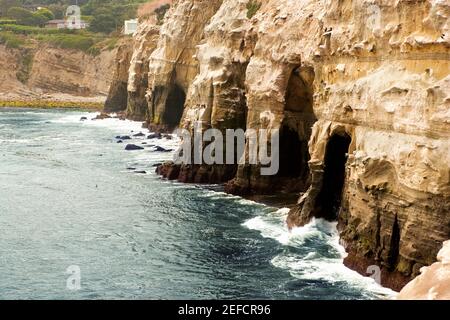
<box><xmin>243</xmin><ymin>210</ymin><xmax>397</xmax><ymax>298</ymax></box>
<box><xmin>50</xmin><ymin>112</ymin><xmax>396</xmax><ymax>298</ymax></box>
<box><xmin>198</xmin><ymin>191</ymin><xmax>245</xmax><ymax>202</ymax></box>
<box><xmin>236</xmin><ymin>198</ymin><xmax>260</xmax><ymax>206</ymax></box>
<box><xmin>52</xmin><ymin>113</ymin><xmax>181</xmax><ymax>164</ymax></box>
<box><xmin>52</xmin><ymin>112</ymin><xmax>146</xmax><ymax>133</ymax></box>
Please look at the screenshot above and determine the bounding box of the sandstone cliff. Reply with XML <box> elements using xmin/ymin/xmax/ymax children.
<box><xmin>108</xmin><ymin>0</ymin><xmax>450</xmax><ymax>292</ymax></box>
<box><xmin>28</xmin><ymin>46</ymin><xmax>116</xmax><ymax>96</ymax></box>
<box><xmin>0</xmin><ymin>45</ymin><xmax>28</xmax><ymax>94</ymax></box>
<box><xmin>146</xmin><ymin>0</ymin><xmax>224</xmax><ymax>131</ymax></box>
<box><xmin>104</xmin><ymin>1</ymin><xmax>171</xmax><ymax>117</ymax></box>
<box><xmin>398</xmin><ymin>240</ymin><xmax>450</xmax><ymax>299</ymax></box>
<box><xmin>104</xmin><ymin>38</ymin><xmax>134</xmax><ymax>112</ymax></box>
<box><xmin>126</xmin><ymin>21</ymin><xmax>160</xmax><ymax>120</ymax></box>
<box><xmin>158</xmin><ymin>0</ymin><xmax>253</xmax><ymax>183</ymax></box>
<box><xmin>0</xmin><ymin>43</ymin><xmax>118</xmax><ymax>105</ymax></box>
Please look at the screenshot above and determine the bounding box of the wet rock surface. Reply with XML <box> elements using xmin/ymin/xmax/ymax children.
<box><xmin>105</xmin><ymin>0</ymin><xmax>450</xmax><ymax>291</ymax></box>
<box><xmin>125</xmin><ymin>144</ymin><xmax>145</xmax><ymax>151</ymax></box>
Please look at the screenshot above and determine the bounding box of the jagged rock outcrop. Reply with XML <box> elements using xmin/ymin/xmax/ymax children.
<box><xmin>117</xmin><ymin>0</ymin><xmax>450</xmax><ymax>291</ymax></box>
<box><xmin>398</xmin><ymin>240</ymin><xmax>450</xmax><ymax>300</ymax></box>
<box><xmin>158</xmin><ymin>0</ymin><xmax>253</xmax><ymax>183</ymax></box>
<box><xmin>274</xmin><ymin>0</ymin><xmax>450</xmax><ymax>291</ymax></box>
<box><xmin>104</xmin><ymin>38</ymin><xmax>134</xmax><ymax>112</ymax></box>
<box><xmin>126</xmin><ymin>21</ymin><xmax>160</xmax><ymax>120</ymax></box>
<box><xmin>146</xmin><ymin>0</ymin><xmax>224</xmax><ymax>131</ymax></box>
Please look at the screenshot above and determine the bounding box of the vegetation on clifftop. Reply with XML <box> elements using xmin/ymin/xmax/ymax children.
<box><xmin>0</xmin><ymin>24</ymin><xmax>116</xmax><ymax>54</ymax></box>
<box><xmin>0</xmin><ymin>0</ymin><xmax>168</xmax><ymax>53</ymax></box>
<box><xmin>0</xmin><ymin>99</ymin><xmax>103</xmax><ymax>110</ymax></box>
<box><xmin>246</xmin><ymin>0</ymin><xmax>261</xmax><ymax>19</ymax></box>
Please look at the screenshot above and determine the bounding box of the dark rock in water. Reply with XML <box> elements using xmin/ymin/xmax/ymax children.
<box><xmin>80</xmin><ymin>117</ymin><xmax>88</xmax><ymax>121</ymax></box>
<box><xmin>125</xmin><ymin>144</ymin><xmax>144</xmax><ymax>151</ymax></box>
<box><xmin>162</xmin><ymin>134</ymin><xmax>173</xmax><ymax>140</ymax></box>
<box><xmin>147</xmin><ymin>133</ymin><xmax>162</xmax><ymax>140</ymax></box>
<box><xmin>133</xmin><ymin>132</ymin><xmax>145</xmax><ymax>137</ymax></box>
<box><xmin>134</xmin><ymin>171</ymin><xmax>147</xmax><ymax>174</ymax></box>
<box><xmin>142</xmin><ymin>142</ymin><xmax>147</xmax><ymax>145</ymax></box>
<box><xmin>154</xmin><ymin>146</ymin><xmax>173</xmax><ymax>153</ymax></box>
<box><xmin>156</xmin><ymin>161</ymin><xmax>181</xmax><ymax>180</ymax></box>
<box><xmin>127</xmin><ymin>167</ymin><xmax>136</xmax><ymax>170</ymax></box>
<box><xmin>93</xmin><ymin>113</ymin><xmax>112</xmax><ymax>120</ymax></box>
<box><xmin>117</xmin><ymin>140</ymin><xmax>123</xmax><ymax>144</ymax></box>
<box><xmin>117</xmin><ymin>135</ymin><xmax>131</xmax><ymax>140</ymax></box>
<box><xmin>152</xmin><ymin>163</ymin><xmax>163</xmax><ymax>167</ymax></box>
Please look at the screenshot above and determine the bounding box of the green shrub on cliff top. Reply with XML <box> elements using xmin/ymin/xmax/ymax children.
<box><xmin>0</xmin><ymin>19</ymin><xmax>16</xmax><ymax>25</ymax></box>
<box><xmin>6</xmin><ymin>6</ymin><xmax>51</xmax><ymax>27</ymax></box>
<box><xmin>0</xmin><ymin>30</ymin><xmax>24</xmax><ymax>48</ymax></box>
<box><xmin>35</xmin><ymin>33</ymin><xmax>97</xmax><ymax>52</ymax></box>
<box><xmin>16</xmin><ymin>50</ymin><xmax>33</xmax><ymax>84</ymax></box>
<box><xmin>0</xmin><ymin>24</ymin><xmax>76</xmax><ymax>35</ymax></box>
<box><xmin>0</xmin><ymin>23</ymin><xmax>109</xmax><ymax>54</ymax></box>
<box><xmin>246</xmin><ymin>0</ymin><xmax>262</xmax><ymax>19</ymax></box>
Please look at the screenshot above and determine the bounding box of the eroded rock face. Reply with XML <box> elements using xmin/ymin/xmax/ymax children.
<box><xmin>0</xmin><ymin>45</ymin><xmax>27</xmax><ymax>94</ymax></box>
<box><xmin>29</xmin><ymin>45</ymin><xmax>117</xmax><ymax>97</ymax></box>
<box><xmin>398</xmin><ymin>241</ymin><xmax>450</xmax><ymax>300</ymax></box>
<box><xmin>126</xmin><ymin>21</ymin><xmax>160</xmax><ymax>120</ymax></box>
<box><xmin>104</xmin><ymin>38</ymin><xmax>134</xmax><ymax>112</ymax></box>
<box><xmin>146</xmin><ymin>0</ymin><xmax>224</xmax><ymax>132</ymax></box>
<box><xmin>117</xmin><ymin>0</ymin><xmax>449</xmax><ymax>291</ymax></box>
<box><xmin>0</xmin><ymin>44</ymin><xmax>118</xmax><ymax>103</ymax></box>
<box><xmin>157</xmin><ymin>0</ymin><xmax>254</xmax><ymax>183</ymax></box>
<box><xmin>276</xmin><ymin>0</ymin><xmax>450</xmax><ymax>291</ymax></box>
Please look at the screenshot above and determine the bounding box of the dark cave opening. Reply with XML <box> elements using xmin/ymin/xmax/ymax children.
<box><xmin>162</xmin><ymin>84</ymin><xmax>186</xmax><ymax>128</ymax></box>
<box><xmin>278</xmin><ymin>125</ymin><xmax>306</xmax><ymax>178</ymax></box>
<box><xmin>313</xmin><ymin>133</ymin><xmax>351</xmax><ymax>221</ymax></box>
<box><xmin>274</xmin><ymin>66</ymin><xmax>316</xmax><ymax>191</ymax></box>
<box><xmin>388</xmin><ymin>215</ymin><xmax>401</xmax><ymax>270</ymax></box>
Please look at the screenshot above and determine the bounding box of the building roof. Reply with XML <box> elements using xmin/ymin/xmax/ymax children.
<box><xmin>46</xmin><ymin>19</ymin><xmax>89</xmax><ymax>25</ymax></box>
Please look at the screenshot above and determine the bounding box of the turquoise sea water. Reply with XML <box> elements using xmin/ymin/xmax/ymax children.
<box><xmin>0</xmin><ymin>108</ymin><xmax>395</xmax><ymax>300</ymax></box>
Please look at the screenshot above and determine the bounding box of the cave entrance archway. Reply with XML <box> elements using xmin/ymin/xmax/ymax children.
<box><xmin>274</xmin><ymin>66</ymin><xmax>316</xmax><ymax>193</ymax></box>
<box><xmin>162</xmin><ymin>84</ymin><xmax>186</xmax><ymax>128</ymax></box>
<box><xmin>313</xmin><ymin>133</ymin><xmax>352</xmax><ymax>221</ymax></box>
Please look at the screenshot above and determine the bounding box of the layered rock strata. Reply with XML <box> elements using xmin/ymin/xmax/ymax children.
<box><xmin>107</xmin><ymin>0</ymin><xmax>450</xmax><ymax>291</ymax></box>
<box><xmin>158</xmin><ymin>0</ymin><xmax>253</xmax><ymax>183</ymax></box>
<box><xmin>126</xmin><ymin>21</ymin><xmax>161</xmax><ymax>120</ymax></box>
<box><xmin>0</xmin><ymin>44</ymin><xmax>118</xmax><ymax>103</ymax></box>
<box><xmin>398</xmin><ymin>241</ymin><xmax>450</xmax><ymax>300</ymax></box>
<box><xmin>104</xmin><ymin>38</ymin><xmax>134</xmax><ymax>112</ymax></box>
<box><xmin>27</xmin><ymin>46</ymin><xmax>117</xmax><ymax>96</ymax></box>
<box><xmin>146</xmin><ymin>0</ymin><xmax>224</xmax><ymax>131</ymax></box>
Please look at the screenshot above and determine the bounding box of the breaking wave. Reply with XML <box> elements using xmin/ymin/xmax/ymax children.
<box><xmin>243</xmin><ymin>209</ymin><xmax>397</xmax><ymax>298</ymax></box>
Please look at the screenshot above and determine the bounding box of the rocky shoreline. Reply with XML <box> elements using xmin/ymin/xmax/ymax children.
<box><xmin>0</xmin><ymin>95</ymin><xmax>105</xmax><ymax>110</ymax></box>
<box><xmin>102</xmin><ymin>0</ymin><xmax>450</xmax><ymax>293</ymax></box>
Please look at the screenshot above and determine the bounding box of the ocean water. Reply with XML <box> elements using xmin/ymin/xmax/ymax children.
<box><xmin>0</xmin><ymin>108</ymin><xmax>395</xmax><ymax>300</ymax></box>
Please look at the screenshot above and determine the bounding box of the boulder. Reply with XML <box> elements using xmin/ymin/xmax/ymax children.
<box><xmin>147</xmin><ymin>133</ymin><xmax>162</xmax><ymax>139</ymax></box>
<box><xmin>154</xmin><ymin>146</ymin><xmax>173</xmax><ymax>152</ymax></box>
<box><xmin>125</xmin><ymin>144</ymin><xmax>144</xmax><ymax>151</ymax></box>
